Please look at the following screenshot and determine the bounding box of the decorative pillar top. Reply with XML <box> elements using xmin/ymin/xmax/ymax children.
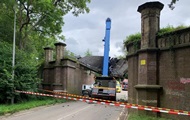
<box><xmin>54</xmin><ymin>42</ymin><xmax>66</xmax><ymax>47</ymax></box>
<box><xmin>54</xmin><ymin>42</ymin><xmax>66</xmax><ymax>64</ymax></box>
<box><xmin>137</xmin><ymin>1</ymin><xmax>164</xmax><ymax>49</ymax></box>
<box><xmin>44</xmin><ymin>47</ymin><xmax>53</xmax><ymax>66</ymax></box>
<box><xmin>137</xmin><ymin>1</ymin><xmax>164</xmax><ymax>13</ymax></box>
<box><xmin>44</xmin><ymin>47</ymin><xmax>53</xmax><ymax>50</ymax></box>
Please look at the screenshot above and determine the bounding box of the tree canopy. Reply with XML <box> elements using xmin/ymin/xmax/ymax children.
<box><xmin>0</xmin><ymin>0</ymin><xmax>90</xmax><ymax>50</ymax></box>
<box><xmin>85</xmin><ymin>49</ymin><xmax>92</xmax><ymax>56</ymax></box>
<box><xmin>169</xmin><ymin>0</ymin><xmax>179</xmax><ymax>10</ymax></box>
<box><xmin>0</xmin><ymin>0</ymin><xmax>91</xmax><ymax>104</ymax></box>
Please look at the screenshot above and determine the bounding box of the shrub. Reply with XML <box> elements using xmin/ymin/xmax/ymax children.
<box><xmin>0</xmin><ymin>41</ymin><xmax>41</xmax><ymax>104</ymax></box>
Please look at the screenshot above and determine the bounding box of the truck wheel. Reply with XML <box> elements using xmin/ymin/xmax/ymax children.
<box><xmin>110</xmin><ymin>97</ymin><xmax>116</xmax><ymax>101</ymax></box>
<box><xmin>82</xmin><ymin>90</ymin><xmax>91</xmax><ymax>97</ymax></box>
<box><xmin>83</xmin><ymin>93</ymin><xmax>89</xmax><ymax>97</ymax></box>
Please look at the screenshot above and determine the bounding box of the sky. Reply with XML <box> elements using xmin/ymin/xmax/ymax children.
<box><xmin>61</xmin><ymin>0</ymin><xmax>190</xmax><ymax>57</ymax></box>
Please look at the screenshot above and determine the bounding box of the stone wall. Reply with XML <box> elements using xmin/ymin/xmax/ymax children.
<box><xmin>158</xmin><ymin>28</ymin><xmax>190</xmax><ymax>119</ymax></box>
<box><xmin>126</xmin><ymin>1</ymin><xmax>190</xmax><ymax>120</ymax></box>
<box><xmin>42</xmin><ymin>43</ymin><xmax>95</xmax><ymax>95</ymax></box>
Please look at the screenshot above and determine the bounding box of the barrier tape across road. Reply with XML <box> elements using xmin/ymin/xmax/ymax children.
<box><xmin>39</xmin><ymin>89</ymin><xmax>125</xmax><ymax>104</ymax></box>
<box><xmin>15</xmin><ymin>90</ymin><xmax>190</xmax><ymax>116</ymax></box>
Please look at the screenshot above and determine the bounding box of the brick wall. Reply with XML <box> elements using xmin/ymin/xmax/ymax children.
<box><xmin>158</xmin><ymin>29</ymin><xmax>190</xmax><ymax>119</ymax></box>
<box><xmin>42</xmin><ymin>43</ymin><xmax>95</xmax><ymax>95</ymax></box>
<box><xmin>126</xmin><ymin>1</ymin><xmax>190</xmax><ymax>120</ymax></box>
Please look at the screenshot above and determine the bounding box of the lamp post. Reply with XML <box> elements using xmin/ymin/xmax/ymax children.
<box><xmin>11</xmin><ymin>2</ymin><xmax>17</xmax><ymax>104</ymax></box>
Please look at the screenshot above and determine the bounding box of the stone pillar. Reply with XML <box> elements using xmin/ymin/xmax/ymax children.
<box><xmin>135</xmin><ymin>1</ymin><xmax>164</xmax><ymax>116</ymax></box>
<box><xmin>138</xmin><ymin>1</ymin><xmax>164</xmax><ymax>49</ymax></box>
<box><xmin>53</xmin><ymin>42</ymin><xmax>66</xmax><ymax>92</ymax></box>
<box><xmin>43</xmin><ymin>47</ymin><xmax>53</xmax><ymax>90</ymax></box>
<box><xmin>54</xmin><ymin>42</ymin><xmax>66</xmax><ymax>65</ymax></box>
<box><xmin>44</xmin><ymin>47</ymin><xmax>53</xmax><ymax>66</ymax></box>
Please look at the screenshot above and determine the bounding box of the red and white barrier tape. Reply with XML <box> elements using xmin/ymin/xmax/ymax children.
<box><xmin>40</xmin><ymin>89</ymin><xmax>190</xmax><ymax>115</ymax></box>
<box><xmin>15</xmin><ymin>90</ymin><xmax>190</xmax><ymax>116</ymax></box>
<box><xmin>39</xmin><ymin>89</ymin><xmax>124</xmax><ymax>104</ymax></box>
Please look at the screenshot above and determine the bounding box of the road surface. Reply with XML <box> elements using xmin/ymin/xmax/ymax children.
<box><xmin>1</xmin><ymin>101</ymin><xmax>125</xmax><ymax>120</ymax></box>
<box><xmin>1</xmin><ymin>90</ymin><xmax>128</xmax><ymax>120</ymax></box>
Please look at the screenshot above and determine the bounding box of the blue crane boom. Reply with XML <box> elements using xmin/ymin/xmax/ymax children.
<box><xmin>102</xmin><ymin>18</ymin><xmax>111</xmax><ymax>76</ymax></box>
<box><xmin>85</xmin><ymin>18</ymin><xmax>116</xmax><ymax>101</ymax></box>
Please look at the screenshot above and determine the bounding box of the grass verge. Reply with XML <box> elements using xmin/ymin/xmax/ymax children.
<box><xmin>128</xmin><ymin>113</ymin><xmax>172</xmax><ymax>120</ymax></box>
<box><xmin>0</xmin><ymin>97</ymin><xmax>68</xmax><ymax>116</ymax></box>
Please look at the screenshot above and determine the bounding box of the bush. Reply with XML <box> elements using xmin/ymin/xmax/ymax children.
<box><xmin>124</xmin><ymin>32</ymin><xmax>141</xmax><ymax>44</ymax></box>
<box><xmin>124</xmin><ymin>25</ymin><xmax>188</xmax><ymax>45</ymax></box>
<box><xmin>0</xmin><ymin>41</ymin><xmax>41</xmax><ymax>104</ymax></box>
<box><xmin>157</xmin><ymin>25</ymin><xmax>187</xmax><ymax>36</ymax></box>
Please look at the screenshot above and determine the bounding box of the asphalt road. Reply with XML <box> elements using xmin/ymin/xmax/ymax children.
<box><xmin>1</xmin><ymin>90</ymin><xmax>128</xmax><ymax>120</ymax></box>
<box><xmin>1</xmin><ymin>101</ymin><xmax>125</xmax><ymax>120</ymax></box>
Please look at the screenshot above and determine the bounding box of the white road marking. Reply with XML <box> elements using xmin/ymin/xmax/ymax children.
<box><xmin>117</xmin><ymin>107</ymin><xmax>125</xmax><ymax>120</ymax></box>
<box><xmin>57</xmin><ymin>105</ymin><xmax>91</xmax><ymax>120</ymax></box>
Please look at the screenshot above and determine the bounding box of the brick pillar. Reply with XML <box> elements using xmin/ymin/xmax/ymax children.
<box><xmin>54</xmin><ymin>42</ymin><xmax>66</xmax><ymax>65</ymax></box>
<box><xmin>135</xmin><ymin>1</ymin><xmax>164</xmax><ymax>116</ymax></box>
<box><xmin>53</xmin><ymin>42</ymin><xmax>66</xmax><ymax>92</ymax></box>
<box><xmin>43</xmin><ymin>47</ymin><xmax>53</xmax><ymax>90</ymax></box>
<box><xmin>44</xmin><ymin>47</ymin><xmax>53</xmax><ymax>66</ymax></box>
<box><xmin>138</xmin><ymin>1</ymin><xmax>164</xmax><ymax>49</ymax></box>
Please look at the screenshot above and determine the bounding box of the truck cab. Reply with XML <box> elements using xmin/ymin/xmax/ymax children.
<box><xmin>82</xmin><ymin>84</ymin><xmax>94</xmax><ymax>97</ymax></box>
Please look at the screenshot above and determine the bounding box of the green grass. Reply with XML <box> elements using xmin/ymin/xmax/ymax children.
<box><xmin>128</xmin><ymin>113</ymin><xmax>171</xmax><ymax>120</ymax></box>
<box><xmin>0</xmin><ymin>98</ymin><xmax>68</xmax><ymax>116</ymax></box>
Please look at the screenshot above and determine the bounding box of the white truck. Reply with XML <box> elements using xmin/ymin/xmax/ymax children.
<box><xmin>82</xmin><ymin>84</ymin><xmax>94</xmax><ymax>97</ymax></box>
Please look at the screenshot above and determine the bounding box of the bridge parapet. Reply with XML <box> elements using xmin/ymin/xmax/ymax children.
<box><xmin>157</xmin><ymin>27</ymin><xmax>190</xmax><ymax>49</ymax></box>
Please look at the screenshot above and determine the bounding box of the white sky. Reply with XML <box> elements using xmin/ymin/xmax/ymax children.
<box><xmin>61</xmin><ymin>0</ymin><xmax>190</xmax><ymax>57</ymax></box>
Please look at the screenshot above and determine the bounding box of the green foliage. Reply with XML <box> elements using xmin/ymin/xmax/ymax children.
<box><xmin>171</xmin><ymin>0</ymin><xmax>178</xmax><ymax>4</ymax></box>
<box><xmin>63</xmin><ymin>49</ymin><xmax>78</xmax><ymax>62</ymax></box>
<box><xmin>123</xmin><ymin>32</ymin><xmax>141</xmax><ymax>55</ymax></box>
<box><xmin>14</xmin><ymin>0</ymin><xmax>90</xmax><ymax>49</ymax></box>
<box><xmin>123</xmin><ymin>25</ymin><xmax>188</xmax><ymax>56</ymax></box>
<box><xmin>157</xmin><ymin>25</ymin><xmax>187</xmax><ymax>36</ymax></box>
<box><xmin>123</xmin><ymin>32</ymin><xmax>141</xmax><ymax>44</ymax></box>
<box><xmin>168</xmin><ymin>0</ymin><xmax>179</xmax><ymax>10</ymax></box>
<box><xmin>0</xmin><ymin>41</ymin><xmax>41</xmax><ymax>104</ymax></box>
<box><xmin>123</xmin><ymin>73</ymin><xmax>128</xmax><ymax>79</ymax></box>
<box><xmin>0</xmin><ymin>0</ymin><xmax>91</xmax><ymax>104</ymax></box>
<box><xmin>85</xmin><ymin>49</ymin><xmax>92</xmax><ymax>56</ymax></box>
<box><xmin>117</xmin><ymin>55</ymin><xmax>125</xmax><ymax>59</ymax></box>
<box><xmin>0</xmin><ymin>1</ymin><xmax>14</xmax><ymax>43</ymax></box>
<box><xmin>0</xmin><ymin>0</ymin><xmax>91</xmax><ymax>61</ymax></box>
<box><xmin>124</xmin><ymin>25</ymin><xmax>188</xmax><ymax>45</ymax></box>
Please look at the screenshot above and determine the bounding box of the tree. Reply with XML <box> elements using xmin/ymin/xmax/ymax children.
<box><xmin>85</xmin><ymin>49</ymin><xmax>92</xmax><ymax>56</ymax></box>
<box><xmin>0</xmin><ymin>41</ymin><xmax>40</xmax><ymax>103</ymax></box>
<box><xmin>16</xmin><ymin>0</ymin><xmax>90</xmax><ymax>50</ymax></box>
<box><xmin>0</xmin><ymin>3</ymin><xmax>14</xmax><ymax>43</ymax></box>
<box><xmin>0</xmin><ymin>0</ymin><xmax>91</xmax><ymax>50</ymax></box>
<box><xmin>0</xmin><ymin>0</ymin><xmax>91</xmax><ymax>104</ymax></box>
<box><xmin>169</xmin><ymin>0</ymin><xmax>179</xmax><ymax>10</ymax></box>
<box><xmin>171</xmin><ymin>0</ymin><xmax>179</xmax><ymax>4</ymax></box>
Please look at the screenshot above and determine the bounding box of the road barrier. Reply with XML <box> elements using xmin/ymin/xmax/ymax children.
<box><xmin>39</xmin><ymin>89</ymin><xmax>124</xmax><ymax>104</ymax></box>
<box><xmin>15</xmin><ymin>90</ymin><xmax>190</xmax><ymax>116</ymax></box>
